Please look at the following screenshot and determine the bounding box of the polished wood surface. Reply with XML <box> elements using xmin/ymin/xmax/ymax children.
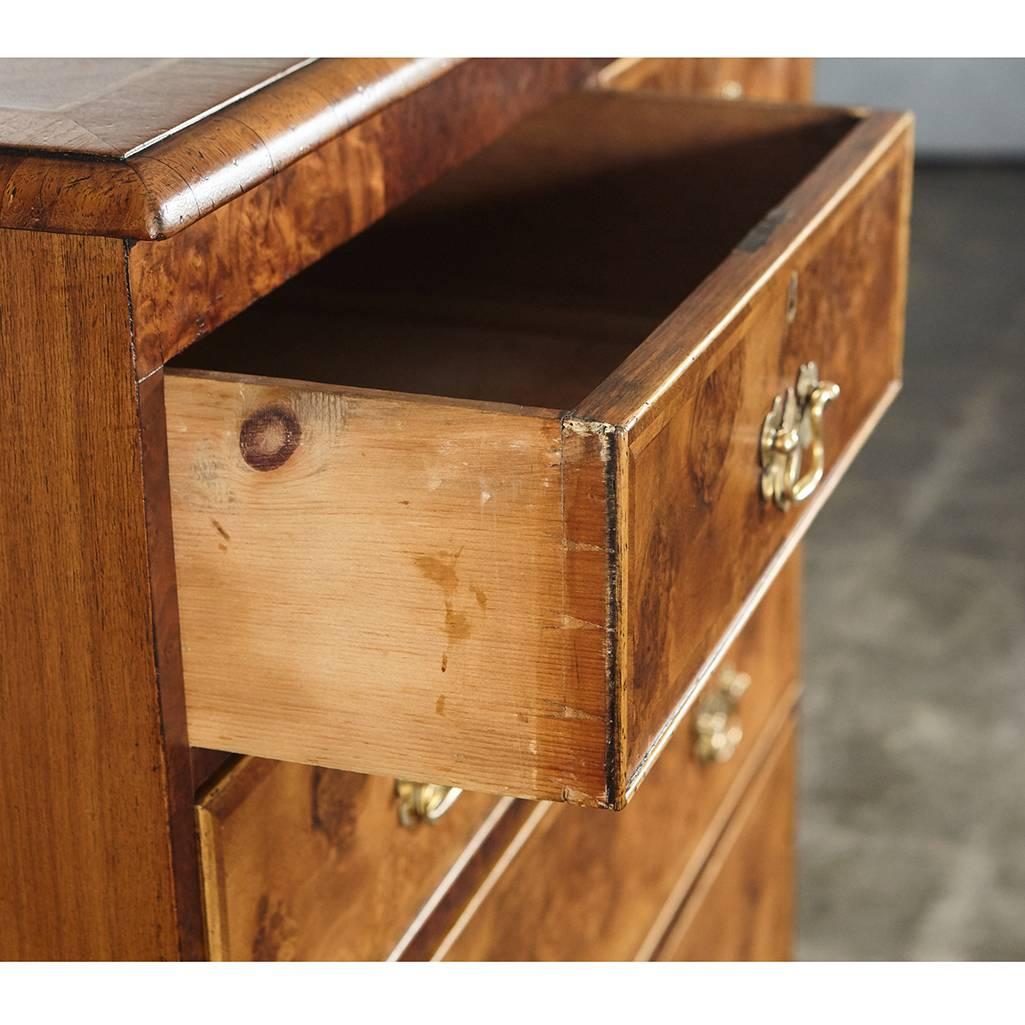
<box><xmin>0</xmin><ymin>58</ymin><xmax>602</xmax><ymax>241</ymax></box>
<box><xmin>656</xmin><ymin>721</ymin><xmax>797</xmax><ymax>961</ymax></box>
<box><xmin>0</xmin><ymin>230</ymin><xmax>199</xmax><ymax>959</ymax></box>
<box><xmin>126</xmin><ymin>58</ymin><xmax>599</xmax><ymax>377</ymax></box>
<box><xmin>598</xmin><ymin>57</ymin><xmax>814</xmax><ymax>103</ymax></box>
<box><xmin>0</xmin><ymin>58</ymin><xmax>306</xmax><ymax>155</ymax></box>
<box><xmin>167</xmin><ymin>92</ymin><xmax>910</xmax><ymax>808</ymax></box>
<box><xmin>401</xmin><ymin>558</ymin><xmax>799</xmax><ymax>960</ymax></box>
<box><xmin>197</xmin><ymin>760</ymin><xmax>504</xmax><ymax>960</ymax></box>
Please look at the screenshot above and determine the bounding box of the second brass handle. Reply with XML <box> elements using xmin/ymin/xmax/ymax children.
<box><xmin>395</xmin><ymin>780</ymin><xmax>462</xmax><ymax>827</ymax></box>
<box><xmin>760</xmin><ymin>362</ymin><xmax>840</xmax><ymax>511</ymax></box>
<box><xmin>694</xmin><ymin>668</ymin><xmax>750</xmax><ymax>764</ymax></box>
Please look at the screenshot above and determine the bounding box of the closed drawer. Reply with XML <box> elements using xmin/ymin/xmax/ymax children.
<box><xmin>196</xmin><ymin>762</ymin><xmax>503</xmax><ymax>960</ymax></box>
<box><xmin>655</xmin><ymin>720</ymin><xmax>796</xmax><ymax>961</ymax></box>
<box><xmin>166</xmin><ymin>90</ymin><xmax>911</xmax><ymax>807</ymax></box>
<box><xmin>400</xmin><ymin>558</ymin><xmax>798</xmax><ymax>961</ymax></box>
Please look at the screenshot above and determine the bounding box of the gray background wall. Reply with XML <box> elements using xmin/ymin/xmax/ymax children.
<box><xmin>816</xmin><ymin>59</ymin><xmax>1025</xmax><ymax>158</ymax></box>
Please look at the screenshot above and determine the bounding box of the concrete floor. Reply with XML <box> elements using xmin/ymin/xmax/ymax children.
<box><xmin>797</xmin><ymin>165</ymin><xmax>1025</xmax><ymax>960</ymax></box>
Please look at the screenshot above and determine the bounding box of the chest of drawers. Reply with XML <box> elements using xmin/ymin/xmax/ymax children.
<box><xmin>0</xmin><ymin>57</ymin><xmax>911</xmax><ymax>959</ymax></box>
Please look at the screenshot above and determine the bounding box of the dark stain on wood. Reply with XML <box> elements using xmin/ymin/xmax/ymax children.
<box><xmin>310</xmin><ymin>767</ymin><xmax>368</xmax><ymax>855</ymax></box>
<box><xmin>604</xmin><ymin>426</ymin><xmax>624</xmax><ymax>806</ymax></box>
<box><xmin>211</xmin><ymin>518</ymin><xmax>230</xmax><ymax>542</ymax></box>
<box><xmin>444</xmin><ymin>604</ymin><xmax>472</xmax><ymax>641</ymax></box>
<box><xmin>251</xmin><ymin>893</ymin><xmax>298</xmax><ymax>961</ymax></box>
<box><xmin>415</xmin><ymin>550</ymin><xmax>474</xmax><ymax>644</ymax></box>
<box><xmin>736</xmin><ymin>205</ymin><xmax>790</xmax><ymax>253</ymax></box>
<box><xmin>239</xmin><ymin>404</ymin><xmax>301</xmax><ymax>471</ymax></box>
<box><xmin>414</xmin><ymin>551</ymin><xmax>460</xmax><ymax>592</ymax></box>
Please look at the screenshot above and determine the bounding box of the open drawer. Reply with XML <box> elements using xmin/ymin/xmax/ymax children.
<box><xmin>165</xmin><ymin>90</ymin><xmax>912</xmax><ymax>808</ymax></box>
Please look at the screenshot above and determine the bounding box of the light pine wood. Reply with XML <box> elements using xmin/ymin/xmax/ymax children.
<box><xmin>655</xmin><ymin>720</ymin><xmax>797</xmax><ymax>961</ymax></box>
<box><xmin>197</xmin><ymin>760</ymin><xmax>505</xmax><ymax>961</ymax></box>
<box><xmin>167</xmin><ymin>93</ymin><xmax>911</xmax><ymax>808</ymax></box>
<box><xmin>0</xmin><ymin>229</ymin><xmax>199</xmax><ymax>959</ymax></box>
<box><xmin>165</xmin><ymin>372</ymin><xmax>612</xmax><ymax>804</ymax></box>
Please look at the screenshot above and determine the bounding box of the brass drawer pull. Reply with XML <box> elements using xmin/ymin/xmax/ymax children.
<box><xmin>760</xmin><ymin>361</ymin><xmax>840</xmax><ymax>511</ymax></box>
<box><xmin>395</xmin><ymin>780</ymin><xmax>462</xmax><ymax>827</ymax></box>
<box><xmin>694</xmin><ymin>668</ymin><xmax>751</xmax><ymax>764</ymax></box>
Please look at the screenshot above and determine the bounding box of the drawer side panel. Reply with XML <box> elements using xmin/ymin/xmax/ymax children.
<box><xmin>167</xmin><ymin>375</ymin><xmax>610</xmax><ymax>802</ymax></box>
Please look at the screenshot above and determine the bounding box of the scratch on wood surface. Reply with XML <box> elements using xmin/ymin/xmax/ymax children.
<box><xmin>560</xmin><ymin>614</ymin><xmax>602</xmax><ymax>631</ymax></box>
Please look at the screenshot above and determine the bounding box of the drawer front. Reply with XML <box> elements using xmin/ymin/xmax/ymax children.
<box><xmin>655</xmin><ymin>721</ymin><xmax>796</xmax><ymax>961</ymax></box>
<box><xmin>404</xmin><ymin>560</ymin><xmax>799</xmax><ymax>961</ymax></box>
<box><xmin>613</xmin><ymin>124</ymin><xmax>911</xmax><ymax>797</ymax></box>
<box><xmin>196</xmin><ymin>761</ymin><xmax>502</xmax><ymax>960</ymax></box>
<box><xmin>167</xmin><ymin>91</ymin><xmax>910</xmax><ymax>808</ymax></box>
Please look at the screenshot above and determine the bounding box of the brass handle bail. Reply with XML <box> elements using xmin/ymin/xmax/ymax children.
<box><xmin>694</xmin><ymin>667</ymin><xmax>750</xmax><ymax>764</ymax></box>
<box><xmin>760</xmin><ymin>362</ymin><xmax>839</xmax><ymax>511</ymax></box>
<box><xmin>395</xmin><ymin>780</ymin><xmax>462</xmax><ymax>827</ymax></box>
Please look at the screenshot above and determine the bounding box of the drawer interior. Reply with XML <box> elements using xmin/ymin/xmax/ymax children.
<box><xmin>171</xmin><ymin>91</ymin><xmax>857</xmax><ymax>410</ymax></box>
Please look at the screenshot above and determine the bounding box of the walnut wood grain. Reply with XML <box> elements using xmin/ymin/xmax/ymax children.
<box><xmin>126</xmin><ymin>58</ymin><xmax>600</xmax><ymax>377</ymax></box>
<box><xmin>167</xmin><ymin>93</ymin><xmax>910</xmax><ymax>808</ymax></box>
<box><xmin>400</xmin><ymin>559</ymin><xmax>800</xmax><ymax>960</ymax></box>
<box><xmin>0</xmin><ymin>58</ymin><xmax>307</xmax><ymax>156</ymax></box>
<box><xmin>597</xmin><ymin>58</ymin><xmax>814</xmax><ymax>103</ymax></box>
<box><xmin>0</xmin><ymin>230</ymin><xmax>199</xmax><ymax>959</ymax></box>
<box><xmin>655</xmin><ymin>720</ymin><xmax>797</xmax><ymax>961</ymax></box>
<box><xmin>197</xmin><ymin>760</ymin><xmax>506</xmax><ymax>960</ymax></box>
<box><xmin>0</xmin><ymin>58</ymin><xmax>603</xmax><ymax>244</ymax></box>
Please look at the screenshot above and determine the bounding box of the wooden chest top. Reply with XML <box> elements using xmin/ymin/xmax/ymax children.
<box><xmin>0</xmin><ymin>57</ymin><xmax>487</xmax><ymax>238</ymax></box>
<box><xmin>0</xmin><ymin>58</ymin><xmax>309</xmax><ymax>156</ymax></box>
